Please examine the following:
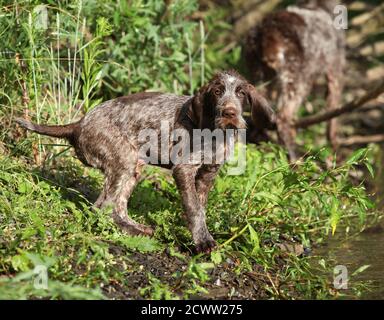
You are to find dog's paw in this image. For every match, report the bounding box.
[121,222,154,237]
[195,239,217,254]
[136,224,155,236]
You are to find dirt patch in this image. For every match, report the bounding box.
[102,248,271,300]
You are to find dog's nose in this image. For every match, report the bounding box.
[222,108,237,119]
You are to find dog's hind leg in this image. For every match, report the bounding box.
[97,160,153,236]
[94,177,109,209]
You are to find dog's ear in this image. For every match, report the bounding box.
[190,83,215,129]
[245,84,275,129]
[189,89,203,128]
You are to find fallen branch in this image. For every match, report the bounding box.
[294,80,384,129]
[339,134,384,147]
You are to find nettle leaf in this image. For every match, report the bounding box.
[0,172,12,183]
[11,254,30,272]
[253,191,280,205]
[210,250,222,265]
[18,181,32,194]
[248,224,260,253]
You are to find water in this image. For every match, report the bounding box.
[319,146,384,299]
[320,224,384,299]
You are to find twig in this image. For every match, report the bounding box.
[219,224,248,249]
[265,272,280,297]
[339,134,384,147]
[295,80,384,129]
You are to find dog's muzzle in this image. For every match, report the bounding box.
[217,105,246,129]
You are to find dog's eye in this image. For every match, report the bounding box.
[236,89,245,97]
[214,89,222,96]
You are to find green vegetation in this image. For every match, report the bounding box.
[0,144,379,299]
[0,0,383,299]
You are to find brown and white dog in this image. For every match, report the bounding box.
[16,70,273,253]
[243,0,345,161]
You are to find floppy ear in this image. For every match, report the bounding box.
[246,84,275,130]
[190,83,215,129]
[189,89,203,128]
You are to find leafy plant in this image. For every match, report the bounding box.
[80,17,112,112]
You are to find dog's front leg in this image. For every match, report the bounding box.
[173,164,216,253]
[195,164,221,208]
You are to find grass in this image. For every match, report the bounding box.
[0,141,380,300]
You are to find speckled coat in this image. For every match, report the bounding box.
[16,70,274,253]
[243,0,345,161]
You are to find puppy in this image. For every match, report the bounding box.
[16,70,273,253]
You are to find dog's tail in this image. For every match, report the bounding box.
[15,118,78,139]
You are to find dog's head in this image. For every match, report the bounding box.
[189,70,274,131]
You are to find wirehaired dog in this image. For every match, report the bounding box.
[16,70,273,253]
[243,0,345,161]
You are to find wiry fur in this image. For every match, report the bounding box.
[16,70,273,253]
[243,0,345,161]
